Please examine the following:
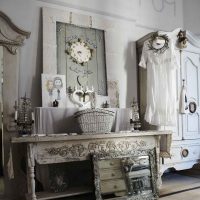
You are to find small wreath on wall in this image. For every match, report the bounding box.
[66,38,93,66]
[148,32,169,54]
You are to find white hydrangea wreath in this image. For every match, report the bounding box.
[66,38,93,65]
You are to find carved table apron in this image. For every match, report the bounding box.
[11,131,172,200]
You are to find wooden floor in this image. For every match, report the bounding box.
[160,169,200,200]
[1,169,200,200]
[161,189,200,200]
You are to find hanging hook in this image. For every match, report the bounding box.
[182,79,185,86]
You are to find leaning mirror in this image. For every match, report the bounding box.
[0,11,30,198]
[92,148,158,200]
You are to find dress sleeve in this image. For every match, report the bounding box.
[139,42,148,69]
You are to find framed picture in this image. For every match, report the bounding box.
[41,74,66,107]
[57,22,107,96]
[43,7,112,97]
[107,80,120,108]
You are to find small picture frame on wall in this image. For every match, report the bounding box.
[107,80,120,108]
[41,74,67,107]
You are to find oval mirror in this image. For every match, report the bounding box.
[189,101,197,113]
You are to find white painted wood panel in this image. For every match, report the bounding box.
[182,52,200,139]
[163,145,200,164]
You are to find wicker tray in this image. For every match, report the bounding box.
[74,109,115,134]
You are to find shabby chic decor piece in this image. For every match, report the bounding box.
[0,11,30,55]
[179,79,188,114]
[43,7,119,109]
[41,74,66,107]
[92,148,158,200]
[139,31,178,126]
[68,85,95,108]
[57,22,107,96]
[14,95,34,135]
[107,80,120,108]
[74,109,115,133]
[0,10,30,199]
[137,28,200,174]
[189,101,197,114]
[177,30,188,49]
[130,99,141,131]
[147,32,169,54]
[66,38,93,65]
[11,131,171,200]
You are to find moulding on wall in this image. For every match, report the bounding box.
[187,31,200,49]
[38,0,180,33]
[38,0,137,23]
[38,0,177,20]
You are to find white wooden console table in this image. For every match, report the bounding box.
[11,131,172,200]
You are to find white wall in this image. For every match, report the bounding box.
[0,0,184,109]
[183,0,200,35]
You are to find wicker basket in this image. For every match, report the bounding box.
[74,109,115,134]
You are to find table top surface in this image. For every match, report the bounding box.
[11,130,172,143]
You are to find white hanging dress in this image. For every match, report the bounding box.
[139,37,179,126]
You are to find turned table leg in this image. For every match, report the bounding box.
[27,143,37,200]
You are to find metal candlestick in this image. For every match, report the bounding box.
[14,94,34,135]
[130,98,141,131]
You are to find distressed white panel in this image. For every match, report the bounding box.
[187,114,199,132]
[186,59,198,100]
[182,52,200,139]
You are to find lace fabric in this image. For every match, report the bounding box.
[139,38,179,126]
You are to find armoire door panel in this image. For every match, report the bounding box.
[182,52,200,139]
[185,57,198,100]
[169,114,182,141]
[187,114,199,131]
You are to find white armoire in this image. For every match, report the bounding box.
[137,29,200,174]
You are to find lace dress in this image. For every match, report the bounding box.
[139,38,179,126]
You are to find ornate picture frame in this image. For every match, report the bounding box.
[92,148,159,200]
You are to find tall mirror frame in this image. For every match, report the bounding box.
[0,10,30,198]
[92,148,159,200]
